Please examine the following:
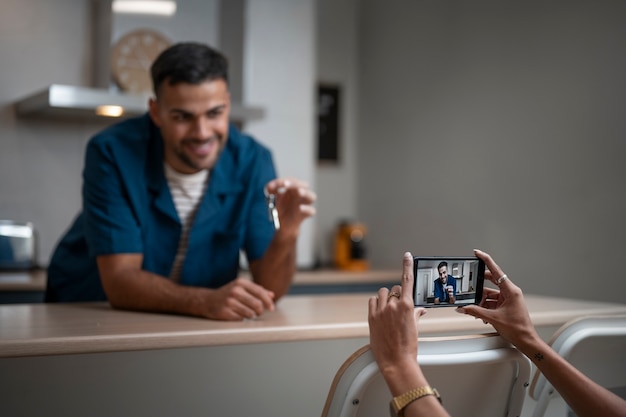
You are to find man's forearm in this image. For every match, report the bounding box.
[249,231,298,299]
[98,256,212,317]
[116,271,210,315]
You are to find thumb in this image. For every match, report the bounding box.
[456,304,492,322]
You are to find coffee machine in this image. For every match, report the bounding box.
[333,221,369,271]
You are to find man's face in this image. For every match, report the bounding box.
[149,79,230,174]
[438,266,448,283]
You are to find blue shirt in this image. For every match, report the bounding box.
[46,114,277,302]
[433,275,457,303]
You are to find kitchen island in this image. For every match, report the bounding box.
[2,293,626,417]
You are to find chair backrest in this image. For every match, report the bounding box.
[528,314,626,417]
[321,332,531,417]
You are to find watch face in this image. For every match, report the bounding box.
[110,28,171,93]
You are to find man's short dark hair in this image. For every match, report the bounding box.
[437,261,448,270]
[150,42,229,96]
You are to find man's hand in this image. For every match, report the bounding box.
[447,286,456,304]
[265,178,316,238]
[200,278,276,321]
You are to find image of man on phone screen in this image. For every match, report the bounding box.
[433,261,457,304]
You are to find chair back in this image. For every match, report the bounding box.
[529,314,626,417]
[321,332,531,417]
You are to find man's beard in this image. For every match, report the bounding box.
[175,136,223,171]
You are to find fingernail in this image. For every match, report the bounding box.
[404,252,412,258]
[455,307,464,314]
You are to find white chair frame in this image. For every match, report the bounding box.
[322,332,531,417]
[529,314,626,417]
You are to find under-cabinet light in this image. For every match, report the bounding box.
[112,1,177,16]
[96,105,124,117]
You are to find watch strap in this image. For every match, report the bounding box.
[390,386,441,416]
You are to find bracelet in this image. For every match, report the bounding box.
[389,386,441,417]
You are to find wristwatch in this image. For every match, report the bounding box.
[389,386,441,417]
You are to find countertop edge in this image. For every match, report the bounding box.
[0,322,371,358]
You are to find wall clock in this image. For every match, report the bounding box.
[110,28,172,94]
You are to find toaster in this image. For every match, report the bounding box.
[0,220,37,270]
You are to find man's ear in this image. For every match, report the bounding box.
[148,98,161,127]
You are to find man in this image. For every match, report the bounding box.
[433,261,456,304]
[45,42,316,321]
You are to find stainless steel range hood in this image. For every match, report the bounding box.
[15,2,261,123]
[15,84,265,122]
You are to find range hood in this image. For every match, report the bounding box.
[15,84,265,122]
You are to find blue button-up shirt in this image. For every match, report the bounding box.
[46,114,276,302]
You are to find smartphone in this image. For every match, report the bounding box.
[413,256,485,307]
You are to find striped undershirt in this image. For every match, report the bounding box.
[164,163,209,281]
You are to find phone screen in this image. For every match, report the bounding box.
[413,257,485,307]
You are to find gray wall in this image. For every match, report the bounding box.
[0,0,101,265]
[357,0,626,303]
[315,0,360,265]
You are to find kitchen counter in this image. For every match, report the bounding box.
[2,293,626,358]
[1,294,625,417]
[0,268,46,291]
[0,269,46,303]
